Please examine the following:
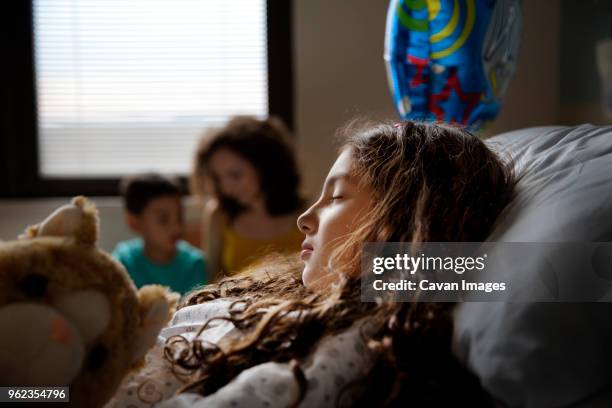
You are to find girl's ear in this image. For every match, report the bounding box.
[20,196,99,246]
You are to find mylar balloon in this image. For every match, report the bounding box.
[384,0,522,130]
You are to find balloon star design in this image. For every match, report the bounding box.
[429,68,481,124]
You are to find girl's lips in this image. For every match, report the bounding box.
[300,249,313,260]
[301,241,313,260]
[301,241,313,250]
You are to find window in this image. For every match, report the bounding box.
[0,0,292,197]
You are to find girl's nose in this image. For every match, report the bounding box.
[297,206,317,234]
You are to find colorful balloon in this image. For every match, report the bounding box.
[384,0,522,130]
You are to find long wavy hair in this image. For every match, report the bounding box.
[167,120,516,406]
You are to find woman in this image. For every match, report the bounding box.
[112,120,515,407]
[191,116,305,281]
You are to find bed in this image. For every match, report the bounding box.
[454,124,612,407]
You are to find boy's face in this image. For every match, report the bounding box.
[128,195,184,253]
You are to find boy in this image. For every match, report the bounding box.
[112,173,207,295]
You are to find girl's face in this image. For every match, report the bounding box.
[297,148,373,288]
[208,148,262,207]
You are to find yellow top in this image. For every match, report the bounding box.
[221,224,304,275]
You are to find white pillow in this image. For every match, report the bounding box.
[454,125,612,407]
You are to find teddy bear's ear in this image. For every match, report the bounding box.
[131,285,179,365]
[20,196,99,246]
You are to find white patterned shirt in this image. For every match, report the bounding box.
[107,299,374,408]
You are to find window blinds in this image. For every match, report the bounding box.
[33,0,268,177]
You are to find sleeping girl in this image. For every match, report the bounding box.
[108,120,516,407]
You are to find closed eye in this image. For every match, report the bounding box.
[330,195,343,202]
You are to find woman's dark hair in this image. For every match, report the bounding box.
[191,116,303,219]
[170,120,517,406]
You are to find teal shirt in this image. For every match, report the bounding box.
[112,239,207,295]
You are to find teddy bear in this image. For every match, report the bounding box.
[0,196,179,407]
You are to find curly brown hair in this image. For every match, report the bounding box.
[167,120,516,406]
[191,116,304,219]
